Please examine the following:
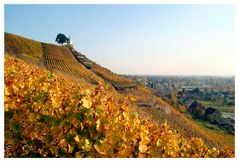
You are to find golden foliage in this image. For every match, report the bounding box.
[4,55,234,158]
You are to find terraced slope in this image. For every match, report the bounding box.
[4,32,43,66]
[42,43,105,85]
[4,32,135,90]
[71,49,137,90]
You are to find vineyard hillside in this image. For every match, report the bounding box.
[4,55,233,157]
[4,32,234,157]
[5,32,136,89]
[4,32,43,65]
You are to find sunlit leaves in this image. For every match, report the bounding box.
[81,97,92,108]
[96,119,101,132]
[82,139,92,151]
[139,144,148,153]
[29,113,38,122]
[4,55,234,158]
[94,144,106,155]
[74,135,80,143]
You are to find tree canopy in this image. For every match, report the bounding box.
[55,33,69,45]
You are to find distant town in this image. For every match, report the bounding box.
[126,75,235,134]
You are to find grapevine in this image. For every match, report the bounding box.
[4,55,234,157]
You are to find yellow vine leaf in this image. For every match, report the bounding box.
[122,112,129,120]
[139,144,148,153]
[82,139,92,151]
[29,113,37,122]
[81,97,91,108]
[4,86,11,96]
[156,139,162,147]
[94,144,106,155]
[74,135,80,143]
[140,136,150,145]
[12,84,19,93]
[75,151,82,158]
[96,119,101,132]
[59,139,67,148]
[68,144,74,153]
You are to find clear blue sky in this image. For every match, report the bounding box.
[5,4,234,75]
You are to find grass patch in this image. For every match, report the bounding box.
[194,119,224,132]
[199,100,234,113]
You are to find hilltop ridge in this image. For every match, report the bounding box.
[5,32,136,90]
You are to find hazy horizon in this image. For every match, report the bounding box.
[122,74,235,77]
[4,4,235,75]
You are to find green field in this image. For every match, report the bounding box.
[199,100,234,113]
